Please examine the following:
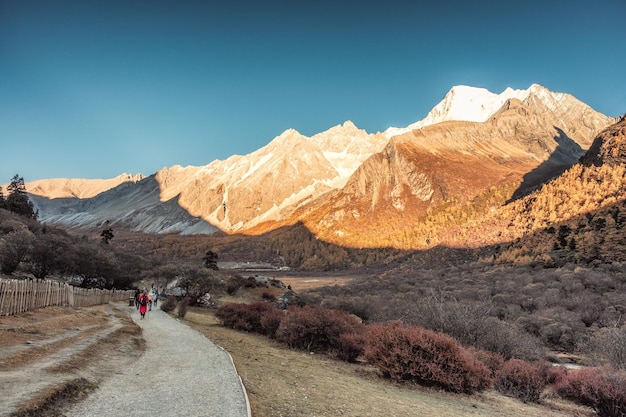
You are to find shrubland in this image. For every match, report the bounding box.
[212,298,626,415]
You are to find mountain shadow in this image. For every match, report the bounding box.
[508,127,584,202]
[29,175,219,234]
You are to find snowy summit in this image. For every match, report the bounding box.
[384,85,533,138]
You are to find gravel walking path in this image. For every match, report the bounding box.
[65,304,251,417]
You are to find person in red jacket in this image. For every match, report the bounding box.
[138,289,149,319]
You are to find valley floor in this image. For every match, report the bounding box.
[0,301,594,417]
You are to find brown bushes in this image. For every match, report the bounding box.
[494,359,549,403]
[178,296,190,318]
[216,302,366,360]
[215,304,494,393]
[364,322,491,394]
[555,366,626,417]
[159,296,177,313]
[212,301,626,415]
[215,301,280,335]
[306,263,626,357]
[275,306,365,354]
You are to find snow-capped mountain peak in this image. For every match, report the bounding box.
[384,85,532,137]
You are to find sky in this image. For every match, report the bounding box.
[1,0,625,182]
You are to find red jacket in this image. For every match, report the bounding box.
[138,294,149,314]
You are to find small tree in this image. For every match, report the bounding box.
[101,227,114,244]
[28,233,66,279]
[203,250,219,270]
[5,175,36,219]
[178,266,221,301]
[0,229,34,274]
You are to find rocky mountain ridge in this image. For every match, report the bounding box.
[24,84,617,247]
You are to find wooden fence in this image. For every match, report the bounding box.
[0,278,135,316]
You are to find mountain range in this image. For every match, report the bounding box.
[21,84,619,249]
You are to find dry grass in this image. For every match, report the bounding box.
[277,275,354,291]
[0,303,144,417]
[183,306,593,417]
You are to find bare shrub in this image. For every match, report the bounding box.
[261,291,276,301]
[585,327,626,370]
[259,307,284,338]
[468,348,505,378]
[225,275,247,295]
[0,229,34,274]
[477,317,544,360]
[275,306,365,354]
[159,296,177,313]
[494,359,549,403]
[555,366,626,417]
[364,322,491,394]
[215,301,279,334]
[178,297,190,318]
[177,267,223,302]
[322,296,373,322]
[402,296,543,360]
[335,332,367,363]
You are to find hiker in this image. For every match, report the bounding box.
[134,288,141,310]
[138,290,149,319]
[149,282,159,308]
[148,288,155,311]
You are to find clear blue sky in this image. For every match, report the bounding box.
[1,0,625,182]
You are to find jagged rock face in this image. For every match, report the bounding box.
[305,133,539,247]
[301,93,614,248]
[175,131,339,230]
[168,122,388,232]
[580,115,626,167]
[522,85,614,149]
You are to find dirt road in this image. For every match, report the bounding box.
[64,304,250,417]
[0,303,250,417]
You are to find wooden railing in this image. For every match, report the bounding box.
[0,278,134,316]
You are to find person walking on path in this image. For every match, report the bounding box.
[64,304,250,417]
[138,290,149,319]
[148,288,154,311]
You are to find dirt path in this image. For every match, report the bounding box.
[64,304,250,417]
[0,303,250,417]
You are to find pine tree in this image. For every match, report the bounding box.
[203,250,219,270]
[5,174,36,219]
